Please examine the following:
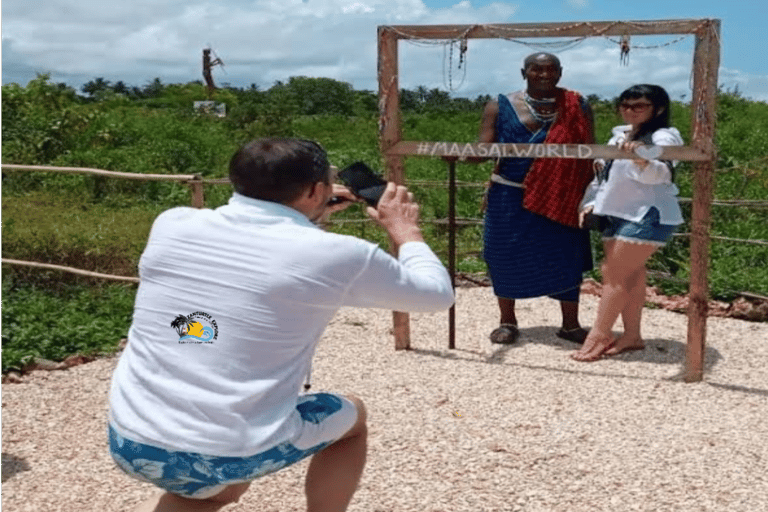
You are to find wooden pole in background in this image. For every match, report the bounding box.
[190,175,205,208]
[686,19,720,382]
[448,160,457,349]
[378,26,411,351]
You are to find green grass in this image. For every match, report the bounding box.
[2,190,164,277]
[1,275,136,373]
[2,80,767,372]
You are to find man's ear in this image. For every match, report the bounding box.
[286,181,324,217]
[306,181,324,200]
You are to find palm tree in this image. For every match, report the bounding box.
[171,315,189,336]
[81,77,111,98]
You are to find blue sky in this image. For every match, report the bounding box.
[3,0,766,101]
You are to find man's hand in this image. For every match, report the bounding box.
[324,184,359,212]
[366,182,424,248]
[317,184,360,224]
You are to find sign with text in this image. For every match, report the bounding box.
[386,141,710,161]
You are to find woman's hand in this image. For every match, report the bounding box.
[593,159,605,174]
[619,139,650,169]
[578,206,594,229]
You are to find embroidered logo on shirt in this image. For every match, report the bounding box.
[171,312,219,344]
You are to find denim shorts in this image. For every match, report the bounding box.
[601,207,678,247]
[109,393,357,499]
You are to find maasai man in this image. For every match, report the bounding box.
[477,52,595,345]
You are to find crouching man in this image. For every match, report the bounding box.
[108,138,454,512]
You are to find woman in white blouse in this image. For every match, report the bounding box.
[572,84,683,362]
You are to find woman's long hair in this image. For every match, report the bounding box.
[616,84,671,140]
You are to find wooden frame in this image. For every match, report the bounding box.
[377,19,721,382]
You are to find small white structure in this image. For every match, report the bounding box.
[193,101,227,117]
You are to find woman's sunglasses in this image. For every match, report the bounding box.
[619,102,654,112]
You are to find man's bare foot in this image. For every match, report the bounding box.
[570,333,614,362]
[603,335,644,356]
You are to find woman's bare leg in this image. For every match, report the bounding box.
[605,265,648,355]
[572,240,657,361]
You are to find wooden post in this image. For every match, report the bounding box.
[448,159,457,349]
[190,175,205,208]
[378,26,410,350]
[685,19,720,382]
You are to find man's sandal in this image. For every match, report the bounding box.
[555,327,589,345]
[489,323,520,345]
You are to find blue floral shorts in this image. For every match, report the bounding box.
[109,393,357,499]
[601,207,678,247]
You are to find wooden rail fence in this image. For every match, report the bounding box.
[4,163,765,285]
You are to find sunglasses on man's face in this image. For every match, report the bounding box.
[619,102,654,112]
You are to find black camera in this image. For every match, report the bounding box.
[330,162,388,207]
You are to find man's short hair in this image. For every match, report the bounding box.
[229,138,331,204]
[523,52,561,70]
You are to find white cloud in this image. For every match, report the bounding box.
[566,0,589,9]
[719,67,768,102]
[2,0,765,104]
[342,3,375,15]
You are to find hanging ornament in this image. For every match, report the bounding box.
[620,34,630,66]
[458,37,468,69]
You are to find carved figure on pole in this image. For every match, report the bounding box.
[203,48,224,100]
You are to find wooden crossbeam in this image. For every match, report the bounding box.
[387,142,711,161]
[383,19,711,39]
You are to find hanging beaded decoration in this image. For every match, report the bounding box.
[523,93,558,123]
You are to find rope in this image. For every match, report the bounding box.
[605,34,689,49]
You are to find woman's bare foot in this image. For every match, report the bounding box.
[603,335,645,356]
[570,333,614,362]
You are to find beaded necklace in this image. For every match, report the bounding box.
[523,92,558,123]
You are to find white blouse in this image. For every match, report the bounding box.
[581,125,684,225]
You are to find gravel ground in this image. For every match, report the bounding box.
[3,287,768,512]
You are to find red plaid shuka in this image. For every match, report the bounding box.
[522,89,594,228]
